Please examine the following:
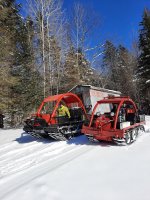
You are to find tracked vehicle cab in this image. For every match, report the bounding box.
[82,96,145,144]
[24,93,88,140]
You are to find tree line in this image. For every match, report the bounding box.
[0,0,150,126]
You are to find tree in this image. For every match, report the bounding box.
[69,2,101,82]
[12,17,43,122]
[138,8,150,108]
[63,47,89,90]
[116,45,137,99]
[0,0,43,126]
[102,41,138,99]
[102,41,118,90]
[26,0,66,97]
[0,0,21,124]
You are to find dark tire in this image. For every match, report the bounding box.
[140,125,145,132]
[131,128,138,141]
[66,133,73,140]
[60,127,73,140]
[125,131,131,145]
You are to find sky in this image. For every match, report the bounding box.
[17,0,150,50]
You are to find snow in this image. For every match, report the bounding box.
[0,117,150,200]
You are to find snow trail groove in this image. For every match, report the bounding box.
[0,137,90,178]
[0,134,93,200]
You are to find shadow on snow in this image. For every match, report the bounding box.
[14,132,55,144]
[15,132,126,147]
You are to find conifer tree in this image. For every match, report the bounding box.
[138,8,150,107]
[117,45,137,99]
[0,0,43,126]
[102,41,137,99]
[0,0,20,118]
[62,47,97,91]
[12,17,43,120]
[102,41,118,90]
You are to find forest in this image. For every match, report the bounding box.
[0,0,150,126]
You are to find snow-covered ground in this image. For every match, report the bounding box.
[0,116,150,200]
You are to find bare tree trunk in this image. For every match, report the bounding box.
[26,0,66,96]
[46,17,53,96]
[71,2,101,83]
[76,11,80,81]
[40,0,46,98]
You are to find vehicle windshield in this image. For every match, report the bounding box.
[40,101,56,114]
[95,103,119,115]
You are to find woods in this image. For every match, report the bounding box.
[0,0,150,126]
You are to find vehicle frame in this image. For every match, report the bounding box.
[24,92,88,140]
[82,96,145,144]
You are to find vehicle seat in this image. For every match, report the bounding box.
[69,107,83,121]
[126,108,135,124]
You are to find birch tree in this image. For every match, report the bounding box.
[70,2,102,82]
[26,0,66,97]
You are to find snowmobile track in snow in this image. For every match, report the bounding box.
[0,135,94,199]
[0,139,92,178]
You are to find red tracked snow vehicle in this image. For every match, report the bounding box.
[23,93,88,140]
[82,96,145,144]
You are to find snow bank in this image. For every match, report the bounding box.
[145,115,150,132]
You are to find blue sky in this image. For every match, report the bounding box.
[18,0,150,50]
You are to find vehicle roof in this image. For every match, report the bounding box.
[97,96,132,103]
[44,94,63,102]
[43,93,82,104]
[69,84,121,95]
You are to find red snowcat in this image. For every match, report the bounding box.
[82,96,145,144]
[24,93,88,140]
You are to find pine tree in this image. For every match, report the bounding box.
[102,41,118,90]
[62,47,80,91]
[117,45,137,99]
[0,1,43,126]
[11,16,43,123]
[62,47,97,91]
[102,41,137,99]
[138,8,150,107]
[0,0,20,116]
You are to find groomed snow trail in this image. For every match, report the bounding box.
[0,130,93,200]
[0,116,150,200]
[0,136,89,178]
